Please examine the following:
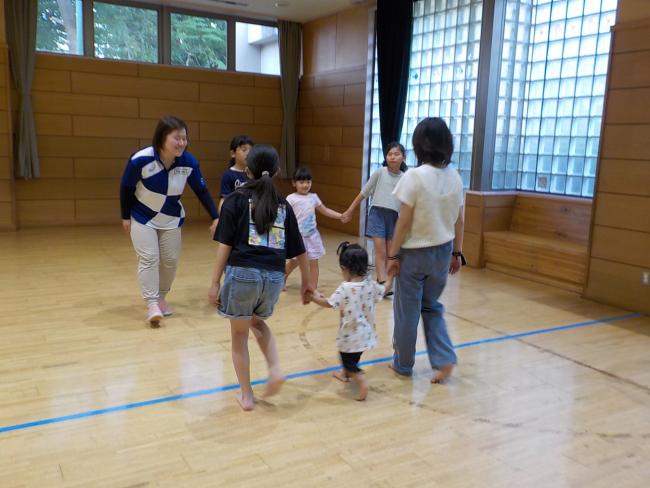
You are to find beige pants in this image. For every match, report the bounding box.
[130,220,182,305]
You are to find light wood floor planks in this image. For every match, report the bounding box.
[0,223,648,487]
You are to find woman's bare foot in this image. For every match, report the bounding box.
[332,370,350,383]
[431,364,454,384]
[351,373,368,401]
[388,363,410,377]
[236,391,255,411]
[262,374,286,398]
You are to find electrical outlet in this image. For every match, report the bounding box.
[642,271,650,286]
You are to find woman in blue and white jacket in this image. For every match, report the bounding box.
[120,115,219,327]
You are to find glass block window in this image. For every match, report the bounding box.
[496,0,617,197]
[171,13,227,70]
[369,0,483,188]
[36,0,84,55]
[94,2,158,63]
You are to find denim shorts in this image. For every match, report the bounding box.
[366,206,399,239]
[218,266,285,320]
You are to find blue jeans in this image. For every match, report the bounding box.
[392,242,457,375]
[218,266,285,320]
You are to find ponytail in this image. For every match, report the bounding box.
[241,145,282,235]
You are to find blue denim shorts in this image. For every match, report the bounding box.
[218,266,285,320]
[366,206,399,239]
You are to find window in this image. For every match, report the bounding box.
[235,22,280,75]
[171,13,227,69]
[36,0,84,55]
[369,0,483,188]
[495,0,617,197]
[35,2,280,76]
[93,2,159,63]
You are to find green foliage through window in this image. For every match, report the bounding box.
[37,0,83,54]
[171,13,227,70]
[93,2,158,63]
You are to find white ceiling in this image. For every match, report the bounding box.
[136,0,371,23]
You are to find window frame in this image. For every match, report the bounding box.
[90,0,163,63]
[36,0,280,75]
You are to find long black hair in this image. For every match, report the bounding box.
[382,141,408,172]
[228,135,255,167]
[336,241,368,277]
[412,117,454,168]
[242,145,282,235]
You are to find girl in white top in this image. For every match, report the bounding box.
[310,242,385,401]
[342,143,407,292]
[387,118,465,384]
[285,166,343,290]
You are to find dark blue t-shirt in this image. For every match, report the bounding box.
[220,168,248,197]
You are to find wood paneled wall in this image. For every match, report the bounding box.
[298,5,371,235]
[11,54,282,226]
[585,10,650,313]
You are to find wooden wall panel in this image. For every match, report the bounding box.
[0,0,5,44]
[335,6,370,70]
[591,225,650,269]
[11,53,282,227]
[303,16,337,74]
[0,43,14,230]
[587,258,650,313]
[299,5,371,235]
[585,16,650,315]
[597,159,650,196]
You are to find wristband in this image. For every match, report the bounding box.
[452,251,467,266]
[387,254,401,261]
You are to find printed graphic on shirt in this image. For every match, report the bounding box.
[287,193,320,237]
[234,179,246,189]
[248,200,286,250]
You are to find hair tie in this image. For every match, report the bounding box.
[262,171,269,176]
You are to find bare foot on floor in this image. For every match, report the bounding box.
[431,364,454,384]
[352,374,368,401]
[332,370,350,383]
[388,363,410,377]
[236,391,255,411]
[262,374,286,398]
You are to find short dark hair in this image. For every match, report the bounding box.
[383,141,408,172]
[229,135,255,166]
[292,166,312,181]
[337,241,368,277]
[412,117,454,168]
[152,116,188,152]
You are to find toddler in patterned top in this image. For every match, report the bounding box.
[309,242,385,401]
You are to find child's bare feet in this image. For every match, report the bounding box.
[236,391,255,411]
[351,373,368,401]
[431,364,454,384]
[262,374,286,398]
[332,370,351,383]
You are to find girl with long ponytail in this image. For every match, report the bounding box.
[208,145,312,411]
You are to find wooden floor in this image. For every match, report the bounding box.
[0,223,648,487]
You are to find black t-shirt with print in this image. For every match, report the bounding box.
[214,189,306,272]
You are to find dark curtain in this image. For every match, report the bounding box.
[376,0,414,154]
[278,20,302,178]
[5,0,40,178]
